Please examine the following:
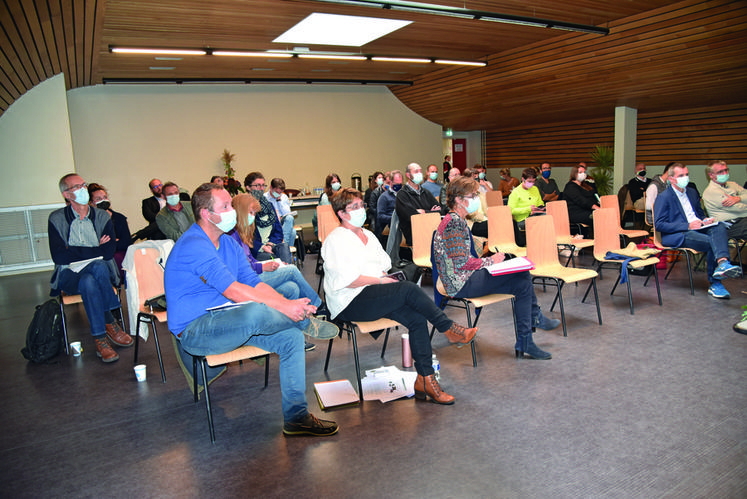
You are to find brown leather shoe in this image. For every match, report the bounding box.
[414,374,455,405]
[94,337,119,363]
[443,322,477,345]
[106,322,133,347]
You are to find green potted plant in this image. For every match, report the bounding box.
[221,149,244,196]
[589,145,614,196]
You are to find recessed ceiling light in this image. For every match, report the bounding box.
[273,13,411,47]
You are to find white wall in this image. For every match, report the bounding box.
[0,74,75,207]
[66,84,443,227]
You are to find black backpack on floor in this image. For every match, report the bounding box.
[21,299,65,363]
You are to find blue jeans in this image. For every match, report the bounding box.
[260,265,321,307]
[57,259,120,337]
[679,224,730,283]
[281,215,297,247]
[257,242,293,265]
[455,269,536,348]
[178,302,309,423]
[336,281,453,376]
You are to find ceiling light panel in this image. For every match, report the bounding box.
[273,13,411,47]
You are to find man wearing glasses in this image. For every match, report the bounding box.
[135,178,167,240]
[703,160,747,240]
[48,174,133,362]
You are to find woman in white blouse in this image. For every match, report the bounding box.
[321,188,476,404]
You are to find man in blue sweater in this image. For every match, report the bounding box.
[48,174,133,362]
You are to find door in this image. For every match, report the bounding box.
[452,139,467,173]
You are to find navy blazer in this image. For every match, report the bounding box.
[653,185,704,248]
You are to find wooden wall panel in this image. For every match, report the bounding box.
[484,103,747,171]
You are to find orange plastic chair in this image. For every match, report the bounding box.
[485,190,503,207]
[586,208,662,315]
[526,215,601,337]
[545,200,594,267]
[411,212,442,269]
[487,205,526,257]
[600,194,649,241]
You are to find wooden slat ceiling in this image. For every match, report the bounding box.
[1,0,744,131]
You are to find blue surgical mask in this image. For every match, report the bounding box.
[166,194,180,206]
[271,190,281,198]
[347,208,366,227]
[210,208,237,233]
[331,182,341,191]
[466,196,481,214]
[73,188,89,205]
[542,170,551,179]
[716,173,729,184]
[246,214,255,226]
[412,172,423,185]
[429,172,438,181]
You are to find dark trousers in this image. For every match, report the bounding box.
[455,269,537,344]
[337,281,453,376]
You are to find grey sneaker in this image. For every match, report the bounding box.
[283,413,338,437]
[304,341,316,352]
[302,316,339,340]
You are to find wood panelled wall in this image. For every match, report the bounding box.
[484,103,747,170]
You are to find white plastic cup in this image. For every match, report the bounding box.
[70,341,82,357]
[401,334,413,368]
[134,364,147,382]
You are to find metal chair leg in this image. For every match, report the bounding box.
[199,358,216,443]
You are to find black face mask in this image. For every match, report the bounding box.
[392,184,402,192]
[638,170,647,178]
[96,200,111,211]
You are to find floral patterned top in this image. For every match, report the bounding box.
[432,212,492,297]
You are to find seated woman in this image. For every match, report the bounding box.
[88,183,132,280]
[364,171,384,231]
[322,187,477,405]
[244,172,292,264]
[433,176,559,360]
[229,193,327,350]
[563,164,600,232]
[497,168,520,198]
[312,173,342,237]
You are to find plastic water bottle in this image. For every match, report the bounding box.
[431,354,440,381]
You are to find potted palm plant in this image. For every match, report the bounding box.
[589,145,614,196]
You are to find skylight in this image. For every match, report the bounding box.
[273,13,411,47]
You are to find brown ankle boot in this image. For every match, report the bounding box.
[94,337,119,363]
[105,323,133,347]
[414,374,455,405]
[443,322,477,345]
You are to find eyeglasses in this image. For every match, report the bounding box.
[150,183,162,189]
[462,193,479,200]
[251,183,266,189]
[346,203,366,211]
[713,167,729,175]
[67,182,87,192]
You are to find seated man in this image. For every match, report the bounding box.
[375,170,402,242]
[244,172,292,264]
[135,178,166,240]
[156,182,195,241]
[473,164,494,193]
[395,162,441,247]
[421,164,443,198]
[165,183,338,437]
[508,168,545,246]
[702,159,747,240]
[627,162,651,211]
[48,173,133,363]
[654,163,741,299]
[535,162,560,203]
[265,177,297,247]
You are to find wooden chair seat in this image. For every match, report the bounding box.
[487,205,527,257]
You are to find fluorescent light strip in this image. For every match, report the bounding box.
[372,56,431,64]
[434,59,486,67]
[112,47,206,56]
[298,54,367,61]
[213,51,293,58]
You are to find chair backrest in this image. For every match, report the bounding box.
[316,204,339,243]
[592,208,621,258]
[133,247,166,308]
[411,212,441,266]
[487,205,518,248]
[485,190,503,207]
[600,194,623,228]
[526,215,561,267]
[545,200,572,239]
[650,205,667,249]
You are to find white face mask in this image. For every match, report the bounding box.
[271,190,281,198]
[577,172,587,182]
[331,182,341,191]
[210,208,237,233]
[465,196,481,214]
[411,172,423,185]
[347,207,366,227]
[166,194,180,206]
[246,213,255,226]
[674,176,690,189]
[376,177,384,186]
[429,172,438,181]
